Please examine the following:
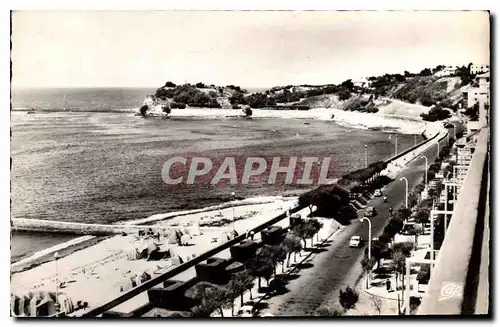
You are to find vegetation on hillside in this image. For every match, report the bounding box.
[149,62,480,120]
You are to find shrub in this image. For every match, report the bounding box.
[139,104,149,116]
[339,286,359,310]
[315,305,344,316]
[337,89,351,101]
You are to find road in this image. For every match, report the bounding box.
[266,123,463,316]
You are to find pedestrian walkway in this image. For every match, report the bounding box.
[212,215,343,317]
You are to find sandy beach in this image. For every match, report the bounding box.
[11,197,298,312]
[141,106,433,135]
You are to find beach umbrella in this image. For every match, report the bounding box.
[11,294,20,316]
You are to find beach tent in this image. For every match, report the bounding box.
[18,294,31,317]
[191,222,201,236]
[29,292,41,317]
[147,243,170,261]
[171,253,184,266]
[36,293,57,317]
[167,231,178,244]
[11,295,20,316]
[180,234,192,246]
[57,293,74,314]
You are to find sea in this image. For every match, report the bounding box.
[10,87,421,263]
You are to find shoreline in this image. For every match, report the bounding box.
[11,195,301,273]
[11,108,437,271]
[10,107,447,311]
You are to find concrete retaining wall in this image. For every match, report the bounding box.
[418,128,489,315]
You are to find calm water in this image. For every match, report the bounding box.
[10,88,421,262]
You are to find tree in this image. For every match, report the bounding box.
[367,239,387,269]
[392,242,414,257]
[245,107,253,117]
[140,104,149,116]
[228,271,255,313]
[427,188,438,199]
[162,105,171,115]
[187,282,230,317]
[282,233,303,266]
[415,183,425,194]
[292,221,317,248]
[246,252,274,289]
[383,218,404,239]
[309,218,324,242]
[298,184,350,218]
[414,209,430,229]
[395,208,412,222]
[164,81,176,87]
[391,250,408,288]
[419,68,432,76]
[371,295,383,315]
[340,79,354,92]
[339,286,359,310]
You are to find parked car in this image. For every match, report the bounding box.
[237,305,254,317]
[374,189,383,197]
[365,207,376,217]
[269,277,287,295]
[349,236,363,248]
[257,312,275,317]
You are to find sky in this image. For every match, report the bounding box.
[11,10,490,88]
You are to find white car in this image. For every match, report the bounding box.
[258,313,275,317]
[349,236,363,248]
[374,189,383,197]
[237,305,254,317]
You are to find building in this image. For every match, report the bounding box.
[465,71,490,126]
[434,66,456,77]
[470,64,489,74]
[353,77,372,88]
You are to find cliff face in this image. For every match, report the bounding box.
[143,73,468,119]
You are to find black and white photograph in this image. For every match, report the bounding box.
[8,9,491,318]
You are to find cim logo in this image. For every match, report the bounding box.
[439,282,463,301]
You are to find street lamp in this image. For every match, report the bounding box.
[54,252,60,315]
[231,192,236,232]
[364,144,368,168]
[400,177,408,208]
[359,217,372,289]
[420,155,428,185]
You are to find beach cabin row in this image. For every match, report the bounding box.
[102,225,288,317]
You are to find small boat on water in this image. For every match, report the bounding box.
[303,122,310,125]
[27,107,36,114]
